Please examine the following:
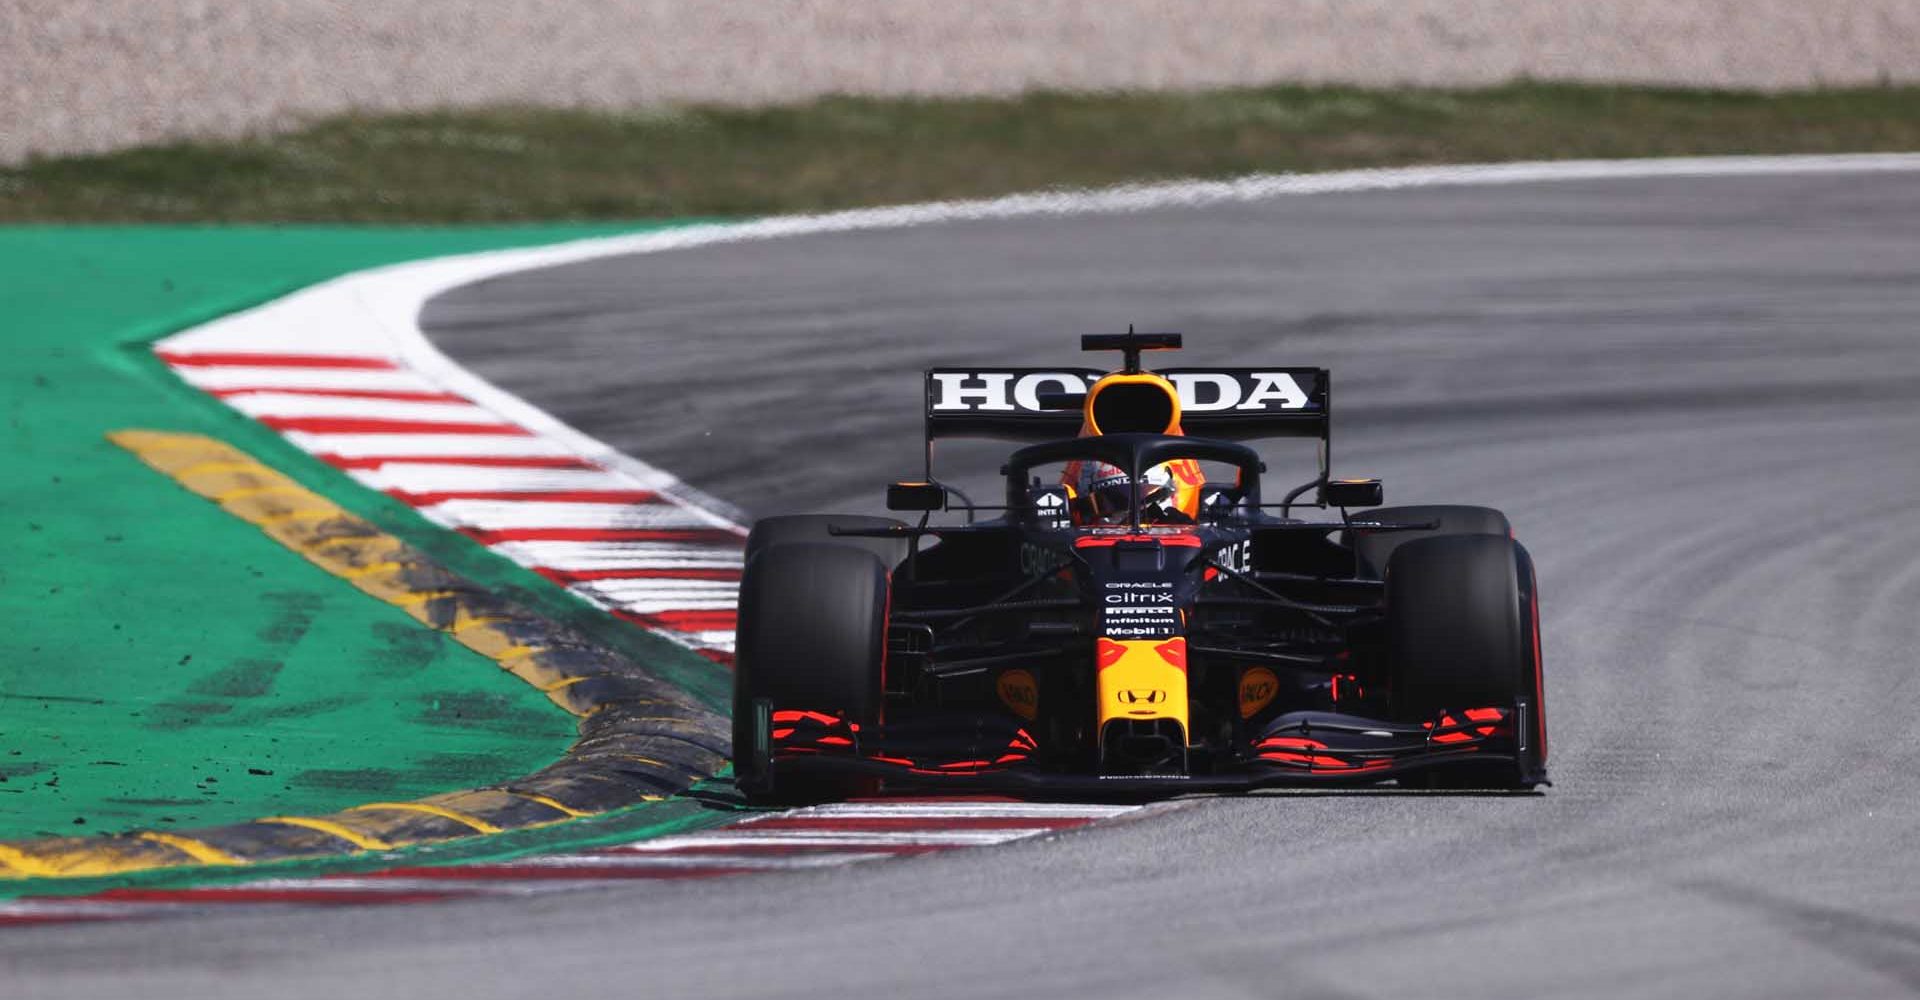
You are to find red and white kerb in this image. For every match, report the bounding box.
[154,341,746,666]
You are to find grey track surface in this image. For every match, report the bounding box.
[12,171,1920,997]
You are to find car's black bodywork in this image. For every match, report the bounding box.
[735,334,1547,800]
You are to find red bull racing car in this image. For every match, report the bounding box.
[734,332,1547,800]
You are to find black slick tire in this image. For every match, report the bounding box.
[745,514,910,572]
[733,542,890,804]
[1352,504,1511,579]
[1386,533,1539,790]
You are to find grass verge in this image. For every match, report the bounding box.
[6,83,1920,223]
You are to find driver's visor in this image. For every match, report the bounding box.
[1087,480,1171,524]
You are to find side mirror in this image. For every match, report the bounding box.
[1197,485,1242,516]
[887,481,948,512]
[1319,478,1383,508]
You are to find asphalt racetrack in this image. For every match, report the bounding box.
[12,169,1920,997]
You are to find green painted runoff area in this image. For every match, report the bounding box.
[0,224,729,851]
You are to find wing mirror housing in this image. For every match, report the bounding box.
[1319,478,1383,508]
[887,481,948,512]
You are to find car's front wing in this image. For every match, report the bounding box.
[744,702,1546,797]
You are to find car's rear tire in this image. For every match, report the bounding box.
[745,514,910,572]
[1352,504,1511,579]
[733,542,890,804]
[1386,533,1540,790]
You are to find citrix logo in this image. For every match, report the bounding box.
[1105,591,1175,606]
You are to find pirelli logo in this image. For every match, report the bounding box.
[927,369,1318,415]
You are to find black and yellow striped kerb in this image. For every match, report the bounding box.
[0,431,727,880]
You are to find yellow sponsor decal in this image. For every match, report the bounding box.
[996,668,1040,721]
[1238,666,1280,718]
[1096,637,1189,744]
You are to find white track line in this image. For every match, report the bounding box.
[784,802,1135,818]
[221,393,500,423]
[626,829,1067,850]
[178,367,442,392]
[488,852,898,870]
[283,432,578,459]
[572,579,739,600]
[492,540,745,570]
[345,465,643,494]
[419,500,719,531]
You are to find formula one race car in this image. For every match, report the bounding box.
[734,332,1547,801]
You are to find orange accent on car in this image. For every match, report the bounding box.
[1531,582,1548,764]
[1255,749,1392,770]
[1096,638,1190,750]
[1073,533,1203,548]
[1082,371,1183,436]
[1257,736,1328,750]
[995,669,1040,721]
[1238,667,1281,718]
[771,709,841,725]
[1153,637,1188,670]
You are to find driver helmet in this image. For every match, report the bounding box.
[1067,460,1188,525]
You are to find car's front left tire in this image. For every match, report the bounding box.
[1385,532,1544,790]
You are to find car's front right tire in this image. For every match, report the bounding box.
[733,542,890,804]
[744,513,909,570]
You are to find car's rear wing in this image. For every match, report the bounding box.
[923,367,1330,443]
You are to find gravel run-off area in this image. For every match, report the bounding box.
[7,0,1920,163]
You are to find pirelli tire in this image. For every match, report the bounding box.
[733,542,891,804]
[1385,533,1545,790]
[744,514,910,572]
[1352,504,1511,579]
